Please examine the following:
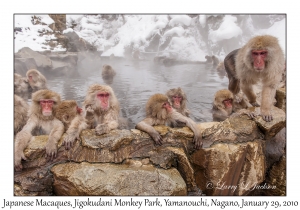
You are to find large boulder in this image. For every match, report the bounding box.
[51,160,187,196]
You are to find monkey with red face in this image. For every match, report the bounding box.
[14,89,64,171]
[212,89,234,122]
[136,93,202,149]
[83,84,120,135]
[224,35,285,122]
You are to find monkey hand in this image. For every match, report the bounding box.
[63,133,77,150]
[261,109,273,122]
[193,133,203,150]
[86,105,94,114]
[45,142,58,161]
[149,131,163,146]
[95,124,110,135]
[14,151,27,171]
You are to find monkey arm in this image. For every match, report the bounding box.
[240,81,258,106]
[95,110,119,135]
[171,112,203,149]
[64,115,88,150]
[136,118,163,145]
[260,85,277,122]
[45,119,64,160]
[212,107,230,122]
[14,117,37,170]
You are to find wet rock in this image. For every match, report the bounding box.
[14,114,285,196]
[14,167,53,196]
[191,140,266,196]
[263,155,286,196]
[275,88,286,112]
[51,160,187,196]
[253,106,286,140]
[202,114,262,147]
[265,128,286,169]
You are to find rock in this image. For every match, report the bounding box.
[51,161,187,196]
[202,114,263,148]
[263,155,286,196]
[253,106,286,140]
[15,47,52,70]
[191,140,266,196]
[63,31,96,52]
[14,58,38,75]
[275,88,286,112]
[265,127,286,169]
[14,113,286,196]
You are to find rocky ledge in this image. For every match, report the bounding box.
[14,106,286,196]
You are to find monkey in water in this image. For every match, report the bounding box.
[224,35,285,122]
[136,93,203,149]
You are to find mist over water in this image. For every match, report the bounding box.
[47,57,228,129]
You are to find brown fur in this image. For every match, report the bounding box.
[136,93,202,149]
[212,89,233,122]
[14,89,64,171]
[83,84,120,135]
[14,94,29,135]
[56,100,88,150]
[166,87,189,117]
[26,69,47,91]
[101,64,116,85]
[225,35,285,121]
[14,73,30,99]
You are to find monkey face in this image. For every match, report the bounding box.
[97,91,110,111]
[172,95,182,109]
[40,99,54,116]
[251,50,268,71]
[223,99,233,108]
[162,102,173,113]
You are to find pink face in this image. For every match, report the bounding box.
[172,95,182,109]
[97,92,110,110]
[40,99,54,116]
[76,106,82,114]
[223,99,232,108]
[28,74,33,82]
[162,101,173,113]
[252,50,268,71]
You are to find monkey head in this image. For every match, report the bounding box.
[166,87,187,109]
[55,100,82,129]
[214,89,233,109]
[31,89,61,120]
[146,93,173,120]
[245,35,280,72]
[84,84,119,113]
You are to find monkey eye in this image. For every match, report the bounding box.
[97,93,110,97]
[40,100,54,105]
[173,96,182,99]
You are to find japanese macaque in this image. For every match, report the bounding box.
[14,73,30,99]
[166,87,190,117]
[216,61,225,71]
[83,84,120,135]
[14,89,64,171]
[55,100,88,150]
[101,64,116,85]
[26,69,47,91]
[14,94,29,135]
[224,35,285,122]
[136,94,202,149]
[212,89,234,122]
[211,55,219,66]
